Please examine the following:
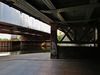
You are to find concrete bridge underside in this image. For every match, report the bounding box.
[1,0,100,59]
[0,21,50,40]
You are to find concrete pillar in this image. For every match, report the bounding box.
[96,26,100,58]
[51,23,58,59]
[97,27,100,47]
[94,28,98,47]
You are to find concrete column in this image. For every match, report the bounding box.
[94,28,98,47]
[96,26,100,58]
[51,23,58,59]
[97,27,100,47]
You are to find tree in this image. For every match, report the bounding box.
[57,33,62,41]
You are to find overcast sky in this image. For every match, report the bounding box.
[0,34,11,39]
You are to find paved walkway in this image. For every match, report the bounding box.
[0,53,100,75]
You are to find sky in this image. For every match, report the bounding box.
[0,33,11,39]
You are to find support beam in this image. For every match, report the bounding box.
[55,17,100,24]
[51,23,58,59]
[41,3,100,13]
[94,27,98,47]
[74,29,77,42]
[79,22,98,41]
[0,27,12,30]
[58,22,99,27]
[58,41,96,44]
[79,27,92,41]
[60,28,72,42]
[60,34,66,42]
[61,28,73,41]
[85,0,99,23]
[96,26,100,58]
[42,0,65,21]
[97,26,100,47]
[94,28,96,46]
[85,6,95,20]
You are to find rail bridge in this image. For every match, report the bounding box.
[0,0,100,59]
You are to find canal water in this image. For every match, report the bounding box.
[0,41,50,56]
[0,45,50,56]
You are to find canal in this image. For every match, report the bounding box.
[0,41,50,56]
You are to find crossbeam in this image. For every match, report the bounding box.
[41,3,100,13]
[55,18,100,24]
[58,41,96,44]
[85,0,99,23]
[61,28,73,41]
[79,27,92,41]
[42,0,65,21]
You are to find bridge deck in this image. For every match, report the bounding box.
[0,53,99,75]
[0,21,50,36]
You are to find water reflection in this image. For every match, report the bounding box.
[0,52,11,56]
[0,46,50,56]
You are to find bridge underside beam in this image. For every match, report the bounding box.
[0,21,50,39]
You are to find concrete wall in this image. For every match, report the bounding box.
[58,46,100,59]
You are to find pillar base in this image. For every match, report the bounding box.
[51,50,58,59]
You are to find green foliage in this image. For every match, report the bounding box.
[0,38,2,41]
[0,38,20,41]
[0,38,10,41]
[11,38,20,41]
[2,39,9,41]
[57,33,62,41]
